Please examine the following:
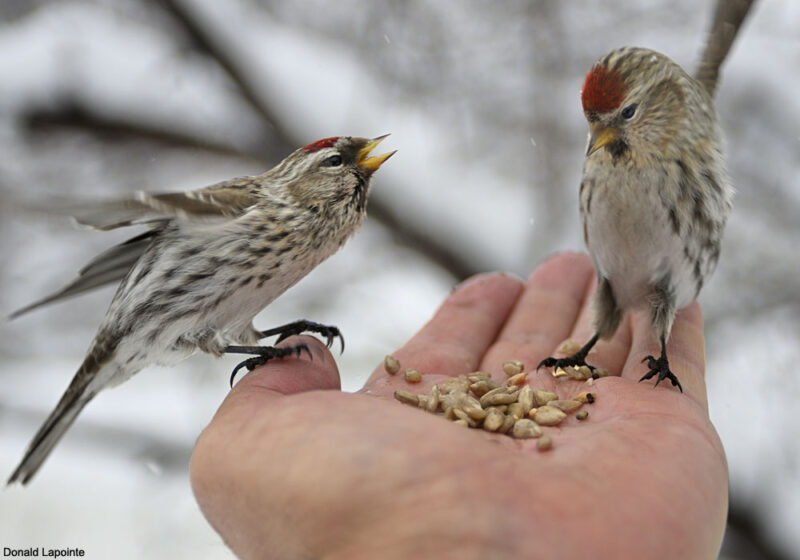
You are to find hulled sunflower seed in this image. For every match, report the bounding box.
[499,414,516,434]
[512,418,542,439]
[453,408,477,427]
[467,371,492,382]
[576,410,589,421]
[557,340,582,355]
[439,377,471,394]
[532,389,558,407]
[507,402,525,420]
[393,390,419,406]
[405,369,422,383]
[537,435,553,451]
[384,355,401,375]
[505,372,529,387]
[483,409,505,432]
[479,386,519,407]
[515,385,531,414]
[426,384,440,412]
[463,405,488,421]
[548,399,582,413]
[533,405,567,426]
[502,360,525,376]
[470,378,501,397]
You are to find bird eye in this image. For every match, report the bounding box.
[324,154,343,166]
[621,104,637,119]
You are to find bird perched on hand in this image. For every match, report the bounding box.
[8,135,395,484]
[537,45,737,391]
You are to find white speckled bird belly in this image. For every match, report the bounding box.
[581,163,698,312]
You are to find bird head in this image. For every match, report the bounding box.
[581,47,690,162]
[279,135,395,225]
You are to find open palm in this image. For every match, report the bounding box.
[191,253,728,560]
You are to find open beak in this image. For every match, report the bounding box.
[586,124,618,156]
[357,134,396,173]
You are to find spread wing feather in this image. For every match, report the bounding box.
[10,178,259,318]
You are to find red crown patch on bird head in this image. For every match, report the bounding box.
[303,137,340,152]
[581,65,626,114]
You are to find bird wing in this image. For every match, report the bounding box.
[10,179,260,318]
[72,179,259,231]
[9,230,157,319]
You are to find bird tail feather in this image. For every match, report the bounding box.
[7,366,98,486]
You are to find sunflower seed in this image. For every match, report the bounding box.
[426,384,440,412]
[384,355,401,375]
[453,408,477,427]
[518,385,534,415]
[467,371,492,382]
[557,340,582,355]
[470,379,499,397]
[548,399,582,413]
[533,405,567,426]
[532,389,558,407]
[502,360,525,376]
[576,410,589,421]
[512,419,542,439]
[483,409,505,432]
[479,386,519,407]
[499,414,516,434]
[507,402,525,420]
[463,405,488,421]
[537,435,553,451]
[439,377,471,394]
[505,372,529,387]
[393,390,419,406]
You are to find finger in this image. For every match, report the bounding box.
[623,302,707,407]
[235,335,341,397]
[484,252,594,374]
[365,272,524,387]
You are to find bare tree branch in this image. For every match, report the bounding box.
[695,0,757,97]
[151,0,478,280]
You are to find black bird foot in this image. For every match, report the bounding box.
[639,352,683,392]
[225,344,311,387]
[537,333,600,376]
[259,319,344,353]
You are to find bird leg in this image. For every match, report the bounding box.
[639,337,683,392]
[224,344,311,387]
[537,333,600,374]
[258,319,345,353]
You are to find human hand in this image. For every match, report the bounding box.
[190,252,728,560]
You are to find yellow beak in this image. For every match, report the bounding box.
[357,134,396,173]
[586,125,618,156]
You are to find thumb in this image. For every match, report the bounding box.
[233,334,342,395]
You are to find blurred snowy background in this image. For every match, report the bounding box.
[0,0,797,558]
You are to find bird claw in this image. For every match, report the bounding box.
[263,320,345,354]
[536,355,596,374]
[639,354,683,392]
[228,343,311,387]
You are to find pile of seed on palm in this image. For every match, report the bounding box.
[387,350,602,451]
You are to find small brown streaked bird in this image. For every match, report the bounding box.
[537,43,739,391]
[8,135,395,484]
